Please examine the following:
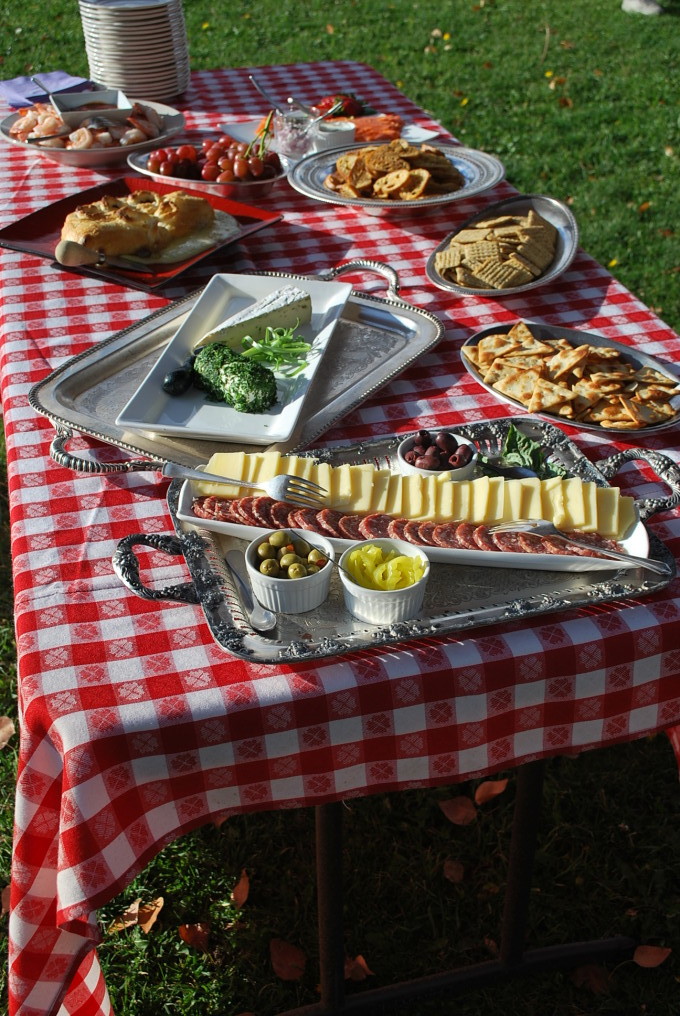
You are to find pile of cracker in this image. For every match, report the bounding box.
[463,321,680,429]
[323,139,465,201]
[435,208,557,290]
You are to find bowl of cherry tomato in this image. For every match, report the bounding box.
[127,131,287,198]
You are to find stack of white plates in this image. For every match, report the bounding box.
[79,0,190,102]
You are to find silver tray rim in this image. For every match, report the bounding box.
[110,417,678,665]
[28,263,446,466]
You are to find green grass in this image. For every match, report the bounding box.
[1,1,680,1013]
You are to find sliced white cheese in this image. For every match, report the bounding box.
[195,285,312,350]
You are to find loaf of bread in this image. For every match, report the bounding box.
[60,190,215,257]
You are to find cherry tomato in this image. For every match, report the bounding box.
[201,163,221,181]
[147,156,162,173]
[150,147,169,162]
[159,159,177,176]
[218,155,234,171]
[176,144,197,161]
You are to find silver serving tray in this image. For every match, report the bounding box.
[28,261,445,465]
[113,418,679,664]
[462,319,680,436]
[425,193,579,296]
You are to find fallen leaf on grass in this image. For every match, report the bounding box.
[572,964,611,995]
[107,899,141,934]
[443,858,465,884]
[107,897,163,934]
[1,885,10,916]
[438,796,477,825]
[0,716,15,749]
[474,779,508,805]
[138,897,163,933]
[231,869,250,908]
[344,954,374,981]
[270,938,306,981]
[179,922,211,952]
[634,944,671,968]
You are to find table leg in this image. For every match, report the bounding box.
[277,762,637,1015]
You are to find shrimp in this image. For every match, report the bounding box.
[119,127,148,146]
[131,101,163,132]
[32,115,65,138]
[92,131,115,148]
[66,127,95,150]
[10,103,60,141]
[126,114,160,140]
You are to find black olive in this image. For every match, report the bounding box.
[435,431,458,454]
[162,367,194,395]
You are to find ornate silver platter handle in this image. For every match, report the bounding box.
[596,447,680,522]
[112,533,200,603]
[314,258,400,300]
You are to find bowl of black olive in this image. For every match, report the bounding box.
[397,429,477,480]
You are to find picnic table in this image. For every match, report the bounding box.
[2,61,680,1016]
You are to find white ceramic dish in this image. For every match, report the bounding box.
[177,480,648,573]
[288,142,505,211]
[245,529,335,613]
[0,98,184,167]
[50,88,132,126]
[115,273,353,445]
[425,193,579,297]
[338,538,430,623]
[397,432,477,480]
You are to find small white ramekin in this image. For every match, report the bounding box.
[245,530,335,614]
[338,538,430,624]
[397,432,477,481]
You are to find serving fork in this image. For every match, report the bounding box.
[487,519,671,576]
[160,461,327,508]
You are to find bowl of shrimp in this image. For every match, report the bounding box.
[0,97,185,168]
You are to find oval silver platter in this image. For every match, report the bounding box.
[288,142,505,211]
[462,319,680,436]
[425,193,579,296]
[138,416,677,664]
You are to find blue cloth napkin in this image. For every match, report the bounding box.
[0,71,91,108]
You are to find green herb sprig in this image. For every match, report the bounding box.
[240,323,312,377]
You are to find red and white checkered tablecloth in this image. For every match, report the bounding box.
[3,62,680,1016]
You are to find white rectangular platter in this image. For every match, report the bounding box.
[116,273,352,444]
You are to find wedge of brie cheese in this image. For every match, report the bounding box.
[195,285,312,350]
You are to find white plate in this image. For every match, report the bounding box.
[115,274,353,444]
[426,193,579,296]
[288,142,505,211]
[175,479,648,573]
[0,98,184,168]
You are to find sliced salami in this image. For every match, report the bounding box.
[316,509,346,538]
[232,496,261,526]
[490,530,525,553]
[251,496,277,528]
[337,514,364,540]
[402,520,429,545]
[518,532,548,554]
[288,507,322,531]
[472,525,497,552]
[270,500,296,529]
[431,523,465,549]
[417,521,438,546]
[455,522,479,550]
[387,517,409,541]
[193,495,240,523]
[358,513,393,539]
[540,535,574,556]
